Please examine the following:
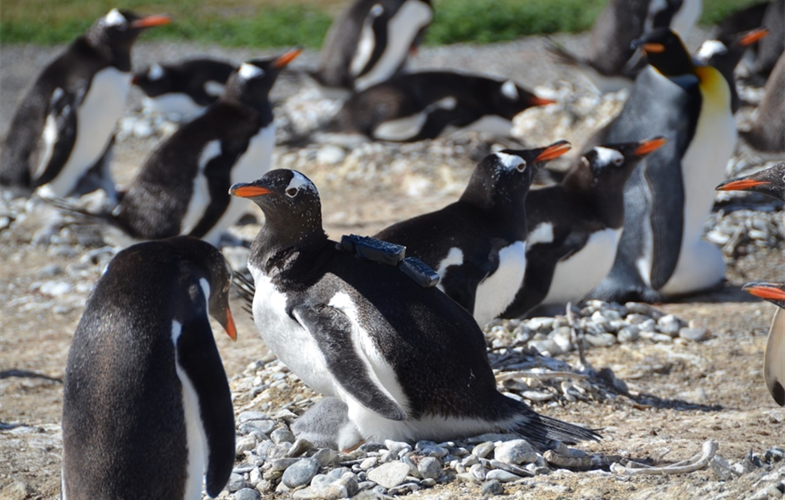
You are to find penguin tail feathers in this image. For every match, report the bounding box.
[544,38,584,68]
[232,272,256,317]
[506,401,601,447]
[39,195,113,226]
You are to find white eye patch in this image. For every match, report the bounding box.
[501,80,519,100]
[696,40,727,61]
[286,171,315,194]
[104,9,127,27]
[238,63,264,80]
[594,147,624,166]
[494,152,524,170]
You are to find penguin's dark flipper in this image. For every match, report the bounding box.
[176,313,236,497]
[32,89,78,188]
[294,304,407,421]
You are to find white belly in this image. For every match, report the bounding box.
[181,140,221,236]
[474,241,527,326]
[542,228,622,305]
[42,67,130,197]
[142,94,206,121]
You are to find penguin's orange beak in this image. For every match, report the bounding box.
[535,141,571,162]
[641,43,666,54]
[715,178,768,191]
[229,185,271,197]
[743,283,785,301]
[634,137,667,156]
[131,14,171,29]
[740,28,769,47]
[274,47,303,69]
[224,307,237,341]
[529,96,557,106]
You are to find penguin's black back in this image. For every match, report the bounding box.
[135,59,236,105]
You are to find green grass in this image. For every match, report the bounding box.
[0,0,764,47]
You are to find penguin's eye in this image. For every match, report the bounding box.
[613,157,623,166]
[286,188,298,197]
[515,160,527,172]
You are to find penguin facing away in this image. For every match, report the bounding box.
[133,58,237,120]
[0,9,170,199]
[374,141,572,326]
[61,236,237,499]
[742,282,785,406]
[328,71,556,142]
[309,0,433,97]
[716,162,785,200]
[587,28,736,303]
[230,169,599,447]
[502,137,667,319]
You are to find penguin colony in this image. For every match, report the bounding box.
[1,0,783,497]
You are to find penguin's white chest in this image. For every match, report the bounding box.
[474,241,527,326]
[142,94,206,121]
[42,67,131,196]
[542,227,622,305]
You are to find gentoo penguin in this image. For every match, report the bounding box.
[0,9,170,198]
[309,0,433,97]
[373,141,571,325]
[326,72,556,142]
[547,0,702,92]
[739,52,785,153]
[230,169,599,447]
[501,137,666,319]
[54,49,301,247]
[133,58,237,119]
[61,236,237,499]
[742,282,785,406]
[588,28,736,303]
[716,162,785,199]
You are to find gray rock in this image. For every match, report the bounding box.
[616,325,640,343]
[638,318,657,332]
[281,457,321,488]
[415,441,448,458]
[313,448,339,467]
[271,428,296,445]
[420,478,437,487]
[238,411,269,423]
[529,339,560,356]
[249,467,262,486]
[366,461,410,489]
[652,333,674,343]
[485,469,522,482]
[526,317,554,332]
[472,441,496,458]
[227,473,247,492]
[236,435,257,455]
[401,456,419,478]
[679,327,708,341]
[271,458,301,471]
[239,420,275,435]
[234,488,261,500]
[384,439,411,456]
[550,327,574,353]
[470,463,486,481]
[657,314,682,335]
[317,145,346,165]
[482,479,505,496]
[583,333,616,347]
[360,456,379,470]
[418,457,442,480]
[387,482,421,495]
[287,438,312,457]
[494,439,537,465]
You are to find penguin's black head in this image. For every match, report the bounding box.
[632,28,694,76]
[581,137,667,187]
[225,48,302,105]
[743,282,785,309]
[132,63,172,96]
[462,141,571,210]
[88,9,170,52]
[716,162,785,202]
[492,79,556,118]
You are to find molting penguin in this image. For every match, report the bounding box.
[502,137,666,319]
[327,72,556,142]
[0,9,170,198]
[230,169,600,447]
[133,58,237,120]
[373,142,571,326]
[587,28,736,303]
[61,236,237,499]
[739,52,785,153]
[309,0,432,97]
[742,282,785,406]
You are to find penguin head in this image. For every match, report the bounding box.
[132,63,172,96]
[716,162,785,202]
[581,137,667,188]
[632,28,693,76]
[88,9,171,51]
[492,79,556,118]
[229,169,326,247]
[225,48,302,105]
[743,282,785,309]
[696,28,768,74]
[462,141,571,209]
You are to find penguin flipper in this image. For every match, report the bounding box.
[32,88,78,188]
[765,308,785,406]
[644,152,685,290]
[501,243,562,319]
[293,304,408,421]
[176,314,235,497]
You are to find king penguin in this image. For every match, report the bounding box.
[587,28,737,303]
[502,137,666,319]
[0,9,170,198]
[373,141,571,326]
[309,0,433,97]
[133,58,237,120]
[229,169,599,447]
[742,282,785,406]
[61,236,237,499]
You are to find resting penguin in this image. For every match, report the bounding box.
[742,282,785,406]
[587,28,737,303]
[739,52,785,153]
[230,169,600,447]
[716,162,785,199]
[133,58,237,120]
[61,236,237,499]
[0,9,170,198]
[374,141,571,326]
[501,137,666,319]
[309,0,433,97]
[326,72,556,142]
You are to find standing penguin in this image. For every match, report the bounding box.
[374,141,571,325]
[229,169,599,447]
[502,138,666,319]
[740,52,785,153]
[588,28,736,303]
[309,0,433,97]
[61,236,237,499]
[133,58,237,120]
[0,9,170,198]
[742,282,785,406]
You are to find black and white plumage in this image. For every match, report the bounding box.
[133,58,237,120]
[742,282,785,406]
[230,169,599,448]
[716,162,785,199]
[717,0,784,80]
[501,138,666,319]
[309,0,433,97]
[61,236,237,499]
[326,72,556,142]
[0,9,170,198]
[740,52,785,153]
[374,142,571,325]
[588,29,736,303]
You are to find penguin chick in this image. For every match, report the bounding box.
[716,162,785,200]
[61,236,237,499]
[742,282,785,406]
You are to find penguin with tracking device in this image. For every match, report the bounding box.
[373,141,572,326]
[229,169,600,448]
[51,49,302,247]
[61,236,237,499]
[309,0,432,97]
[0,9,170,199]
[587,28,737,303]
[501,137,667,319]
[326,72,556,142]
[133,58,237,119]
[742,282,785,406]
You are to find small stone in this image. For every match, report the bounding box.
[240,420,275,436]
[526,317,554,331]
[625,302,663,319]
[360,456,379,470]
[415,441,448,458]
[529,339,560,356]
[482,479,505,496]
[420,478,437,487]
[485,469,522,483]
[679,327,708,341]
[387,483,421,495]
[461,454,479,467]
[38,281,72,296]
[550,327,574,352]
[236,435,257,455]
[401,456,419,478]
[384,439,411,456]
[616,325,640,343]
[494,439,537,465]
[638,318,657,332]
[313,448,339,467]
[227,473,246,492]
[271,428,296,445]
[287,438,312,457]
[271,458,301,471]
[657,314,682,335]
[367,461,410,489]
[238,411,269,423]
[317,145,346,165]
[472,441,496,458]
[281,457,321,488]
[418,457,442,480]
[583,333,616,347]
[234,488,261,500]
[470,463,486,481]
[522,390,555,402]
[249,467,262,485]
[652,333,673,343]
